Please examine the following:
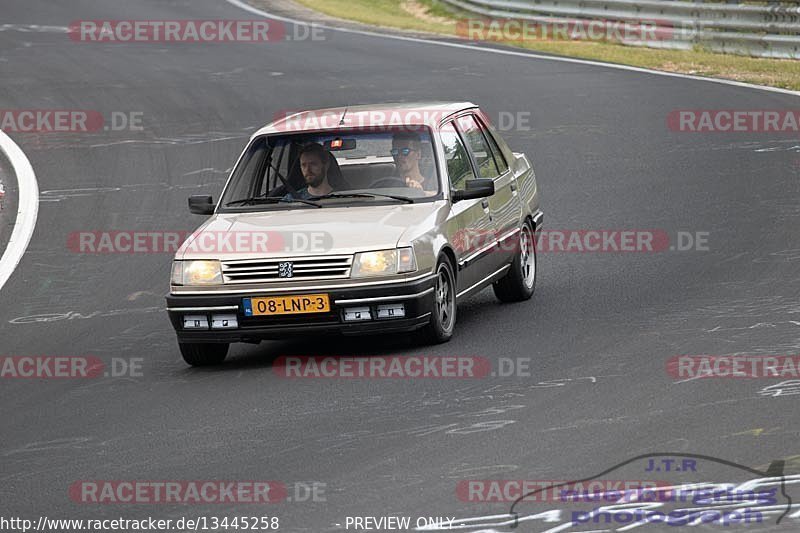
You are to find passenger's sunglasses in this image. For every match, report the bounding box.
[390,147,416,157]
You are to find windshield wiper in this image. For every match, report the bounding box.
[224,196,321,208]
[315,192,415,204]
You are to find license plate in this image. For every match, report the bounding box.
[243,294,330,316]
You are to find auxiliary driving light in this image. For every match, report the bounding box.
[343,307,372,321]
[183,315,209,329]
[376,303,405,318]
[211,314,238,329]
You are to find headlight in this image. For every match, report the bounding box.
[352,248,417,278]
[171,260,222,285]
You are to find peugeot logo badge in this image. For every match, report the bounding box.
[278,262,294,278]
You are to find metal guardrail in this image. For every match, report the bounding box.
[441,0,800,58]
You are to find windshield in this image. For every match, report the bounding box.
[218,127,440,211]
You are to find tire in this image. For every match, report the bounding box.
[418,257,457,344]
[493,220,537,303]
[179,342,229,366]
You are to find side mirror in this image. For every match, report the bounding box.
[452,178,495,202]
[188,195,215,215]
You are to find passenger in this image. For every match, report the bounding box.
[283,142,334,201]
[391,132,436,194]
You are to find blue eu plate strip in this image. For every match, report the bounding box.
[242,298,253,317]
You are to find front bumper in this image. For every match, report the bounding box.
[166,274,436,343]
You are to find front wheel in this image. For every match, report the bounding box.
[179,342,229,366]
[418,258,456,344]
[493,220,537,303]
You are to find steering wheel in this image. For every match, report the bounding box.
[370,176,407,189]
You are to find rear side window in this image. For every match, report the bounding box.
[478,110,515,170]
[478,117,509,174]
[439,122,476,190]
[456,115,500,179]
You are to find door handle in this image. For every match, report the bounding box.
[481,199,489,209]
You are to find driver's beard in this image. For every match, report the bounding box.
[305,173,325,188]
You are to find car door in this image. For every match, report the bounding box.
[455,113,522,274]
[439,120,498,295]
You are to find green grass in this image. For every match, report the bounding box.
[293,0,800,91]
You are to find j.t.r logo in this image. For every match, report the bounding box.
[278,262,294,278]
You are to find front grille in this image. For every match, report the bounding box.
[222,255,353,284]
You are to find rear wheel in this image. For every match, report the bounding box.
[418,258,456,344]
[493,220,537,303]
[179,342,229,366]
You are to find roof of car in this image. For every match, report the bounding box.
[253,101,478,137]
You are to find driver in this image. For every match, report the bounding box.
[283,142,334,201]
[391,132,436,194]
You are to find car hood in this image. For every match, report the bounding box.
[177,202,443,260]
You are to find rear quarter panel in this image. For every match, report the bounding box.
[512,151,539,221]
[476,109,540,223]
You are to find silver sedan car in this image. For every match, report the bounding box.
[166,102,542,365]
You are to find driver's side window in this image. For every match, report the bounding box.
[440,122,477,191]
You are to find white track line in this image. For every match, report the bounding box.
[225,0,800,98]
[0,130,39,293]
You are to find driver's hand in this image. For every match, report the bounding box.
[405,177,423,190]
